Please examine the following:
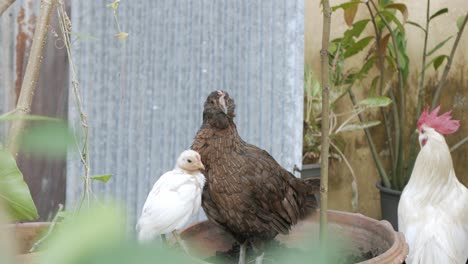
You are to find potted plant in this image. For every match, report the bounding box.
[331,0,468,229]
[303,54,392,212]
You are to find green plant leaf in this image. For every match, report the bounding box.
[457,15,467,31]
[89,174,113,183]
[0,145,38,220]
[433,55,447,71]
[379,10,405,33]
[0,114,60,122]
[385,3,408,22]
[343,19,370,43]
[356,56,376,80]
[406,21,426,33]
[340,121,382,132]
[343,36,374,58]
[424,55,448,70]
[426,36,452,57]
[357,96,392,108]
[369,76,380,96]
[385,55,397,71]
[429,8,448,21]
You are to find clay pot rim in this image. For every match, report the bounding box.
[182,210,408,263]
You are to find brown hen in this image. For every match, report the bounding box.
[191,90,320,263]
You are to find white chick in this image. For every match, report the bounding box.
[136,150,205,247]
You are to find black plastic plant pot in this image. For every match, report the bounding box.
[376,181,402,231]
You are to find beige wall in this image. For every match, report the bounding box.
[305,0,468,219]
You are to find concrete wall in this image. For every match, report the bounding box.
[306,0,468,218]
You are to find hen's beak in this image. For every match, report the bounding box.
[196,161,205,170]
[219,95,228,115]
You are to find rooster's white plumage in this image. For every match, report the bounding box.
[398,106,468,264]
[136,150,206,242]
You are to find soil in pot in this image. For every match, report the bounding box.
[181,210,408,264]
[203,240,377,264]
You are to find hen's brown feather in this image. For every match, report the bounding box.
[192,92,319,243]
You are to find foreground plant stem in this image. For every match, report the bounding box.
[7,0,55,156]
[319,0,331,245]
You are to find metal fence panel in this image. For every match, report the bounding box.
[67,0,304,230]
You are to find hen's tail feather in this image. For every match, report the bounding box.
[297,177,320,217]
[303,177,321,194]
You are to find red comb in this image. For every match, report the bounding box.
[417,106,460,135]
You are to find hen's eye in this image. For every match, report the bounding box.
[187,159,192,163]
[211,100,216,104]
[421,129,425,133]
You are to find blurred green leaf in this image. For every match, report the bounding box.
[406,21,426,32]
[0,114,60,122]
[429,8,448,21]
[19,122,75,159]
[426,36,452,57]
[39,204,199,264]
[89,174,112,183]
[76,241,195,264]
[343,36,374,58]
[340,121,382,132]
[40,204,126,264]
[456,15,467,31]
[358,96,392,108]
[385,3,408,22]
[0,145,38,220]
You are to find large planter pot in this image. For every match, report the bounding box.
[376,181,401,231]
[181,210,408,263]
[7,222,49,264]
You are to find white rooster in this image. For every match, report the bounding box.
[136,150,206,251]
[398,106,468,264]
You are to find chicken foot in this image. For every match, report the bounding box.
[171,230,191,255]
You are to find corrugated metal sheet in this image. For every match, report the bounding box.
[0,1,69,220]
[67,0,304,229]
[0,0,37,141]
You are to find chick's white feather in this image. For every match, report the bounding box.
[136,151,205,242]
[398,127,468,264]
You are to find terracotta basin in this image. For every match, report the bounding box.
[181,210,408,263]
[7,222,49,264]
